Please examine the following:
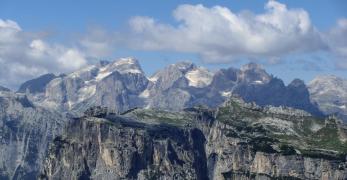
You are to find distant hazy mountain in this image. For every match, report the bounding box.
[0,85,10,92]
[309,75,347,120]
[17,58,325,118]
[17,73,58,94]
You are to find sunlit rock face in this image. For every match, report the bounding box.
[21,58,149,114]
[309,75,347,121]
[20,59,325,119]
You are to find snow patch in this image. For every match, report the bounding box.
[68,65,96,78]
[111,57,142,74]
[220,91,232,97]
[148,75,159,83]
[95,67,112,81]
[185,68,213,88]
[139,89,150,98]
[78,85,96,102]
[253,80,264,84]
[120,69,142,74]
[113,57,136,66]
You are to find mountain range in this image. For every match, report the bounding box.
[1,58,347,179]
[13,57,347,122]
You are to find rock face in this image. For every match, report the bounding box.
[233,77,323,117]
[17,73,58,94]
[0,91,66,179]
[4,59,347,179]
[40,98,347,180]
[40,117,208,179]
[20,59,324,118]
[34,58,149,113]
[309,75,347,121]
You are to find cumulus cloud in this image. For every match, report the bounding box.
[1,0,347,89]
[79,27,115,58]
[325,18,347,69]
[0,19,87,89]
[125,1,326,62]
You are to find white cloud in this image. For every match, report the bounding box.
[1,0,347,89]
[79,27,114,58]
[126,1,326,62]
[58,49,86,70]
[0,19,88,89]
[325,18,347,69]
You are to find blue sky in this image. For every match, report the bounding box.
[0,0,347,88]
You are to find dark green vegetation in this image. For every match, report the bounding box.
[216,97,347,160]
[123,109,195,127]
[116,97,347,160]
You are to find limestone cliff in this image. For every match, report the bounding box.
[40,98,347,180]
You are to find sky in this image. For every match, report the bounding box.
[0,0,347,89]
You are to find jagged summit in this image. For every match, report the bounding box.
[17,73,57,93]
[2,60,347,179]
[149,61,194,82]
[107,57,144,74]
[309,74,347,121]
[238,62,271,84]
[171,61,196,72]
[288,78,306,88]
[240,62,264,71]
[148,61,213,88]
[15,57,343,121]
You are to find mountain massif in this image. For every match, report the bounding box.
[18,57,328,119]
[309,75,347,122]
[1,58,347,179]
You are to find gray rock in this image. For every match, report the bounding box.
[0,91,67,179]
[21,59,325,119]
[40,98,347,180]
[309,75,347,122]
[17,73,58,94]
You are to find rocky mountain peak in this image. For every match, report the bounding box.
[308,75,347,97]
[172,61,196,72]
[17,73,57,94]
[107,57,144,74]
[288,78,306,88]
[240,62,263,71]
[310,75,346,87]
[148,61,196,84]
[238,62,271,84]
[308,75,347,121]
